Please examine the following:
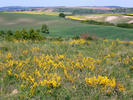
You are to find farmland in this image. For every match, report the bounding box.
[0,12,133,40]
[66,14,133,24]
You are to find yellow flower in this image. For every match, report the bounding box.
[118,82,125,91]
[7,70,12,75]
[5,52,12,59]
[130,66,133,70]
[14,73,19,78]
[47,90,52,93]
[22,50,28,55]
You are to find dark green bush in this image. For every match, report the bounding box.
[21,29,30,39]
[85,20,114,26]
[29,31,43,40]
[0,30,5,37]
[41,24,49,34]
[72,36,80,40]
[0,28,44,41]
[14,30,22,39]
[117,23,133,28]
[6,30,13,36]
[59,13,66,18]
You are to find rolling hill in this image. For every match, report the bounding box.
[0,12,133,40]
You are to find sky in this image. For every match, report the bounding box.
[0,0,133,7]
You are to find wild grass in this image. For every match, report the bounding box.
[0,39,133,100]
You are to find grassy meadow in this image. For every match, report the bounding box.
[0,39,133,100]
[0,12,133,40]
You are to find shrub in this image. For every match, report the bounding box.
[41,24,49,34]
[0,30,5,37]
[117,23,133,28]
[59,13,66,18]
[56,37,63,41]
[29,31,43,40]
[36,29,40,33]
[14,30,22,39]
[72,36,80,40]
[0,27,45,41]
[21,29,30,39]
[6,30,13,36]
[85,20,114,26]
[5,35,14,41]
[29,28,35,34]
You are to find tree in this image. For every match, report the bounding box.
[59,13,66,18]
[41,24,49,34]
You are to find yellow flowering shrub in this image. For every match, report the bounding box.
[85,75,124,92]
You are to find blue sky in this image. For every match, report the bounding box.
[0,0,132,7]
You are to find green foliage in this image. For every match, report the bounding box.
[117,23,133,28]
[0,28,44,41]
[36,29,40,33]
[21,29,30,39]
[29,28,35,34]
[72,36,80,40]
[0,30,5,37]
[85,20,114,26]
[6,30,13,36]
[14,30,22,39]
[29,31,43,40]
[41,24,49,34]
[59,13,66,18]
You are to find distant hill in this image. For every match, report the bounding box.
[105,6,123,8]
[0,6,133,14]
[0,6,44,12]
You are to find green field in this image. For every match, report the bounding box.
[0,13,133,40]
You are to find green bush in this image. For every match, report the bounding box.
[14,30,22,39]
[36,29,40,33]
[6,30,13,36]
[72,36,80,40]
[41,24,49,34]
[21,29,30,39]
[85,20,114,26]
[0,30,5,37]
[0,28,44,41]
[117,23,133,28]
[29,31,43,40]
[59,13,66,18]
